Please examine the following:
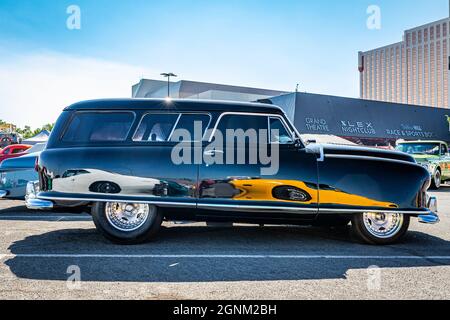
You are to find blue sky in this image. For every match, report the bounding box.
[0,0,449,127]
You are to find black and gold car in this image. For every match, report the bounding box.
[30,99,439,245]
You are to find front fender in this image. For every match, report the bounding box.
[317,155,430,213]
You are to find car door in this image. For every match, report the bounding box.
[197,112,319,222]
[129,112,211,207]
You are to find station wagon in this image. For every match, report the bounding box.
[30,99,439,245]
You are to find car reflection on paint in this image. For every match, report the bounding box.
[53,168,187,197]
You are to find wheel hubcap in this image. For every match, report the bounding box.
[105,203,151,232]
[363,212,403,239]
[435,172,441,188]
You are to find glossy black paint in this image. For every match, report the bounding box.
[37,99,431,225]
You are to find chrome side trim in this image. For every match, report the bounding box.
[37,195,197,208]
[197,203,318,213]
[0,190,8,198]
[325,154,421,167]
[34,195,433,216]
[319,208,431,215]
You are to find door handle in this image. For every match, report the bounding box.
[204,150,224,156]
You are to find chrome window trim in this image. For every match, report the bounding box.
[208,112,295,144]
[167,114,182,141]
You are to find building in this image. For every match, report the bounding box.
[266,92,450,145]
[132,79,287,102]
[358,16,450,108]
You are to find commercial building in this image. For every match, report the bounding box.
[358,17,450,108]
[132,79,287,102]
[267,92,450,145]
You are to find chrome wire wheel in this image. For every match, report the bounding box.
[362,212,404,239]
[105,203,151,232]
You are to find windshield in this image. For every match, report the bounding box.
[396,143,441,156]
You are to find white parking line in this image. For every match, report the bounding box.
[0,254,450,260]
[0,215,91,220]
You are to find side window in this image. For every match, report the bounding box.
[63,112,134,142]
[11,148,24,154]
[133,113,179,142]
[441,144,448,155]
[170,114,210,142]
[2,148,11,155]
[269,117,294,144]
[215,114,268,136]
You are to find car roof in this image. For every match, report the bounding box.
[64,98,284,114]
[398,140,447,144]
[4,144,31,149]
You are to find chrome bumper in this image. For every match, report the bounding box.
[25,181,53,210]
[418,195,439,224]
[0,190,8,198]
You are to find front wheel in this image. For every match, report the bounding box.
[431,170,442,189]
[92,202,163,245]
[351,212,410,245]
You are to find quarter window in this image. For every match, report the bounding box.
[269,117,294,144]
[62,112,135,142]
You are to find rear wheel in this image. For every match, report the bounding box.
[351,212,410,245]
[92,202,163,245]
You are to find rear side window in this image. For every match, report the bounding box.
[12,148,26,154]
[62,112,134,142]
[133,113,179,142]
[133,113,210,142]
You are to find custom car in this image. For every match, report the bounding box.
[0,144,31,164]
[0,143,46,200]
[396,140,450,189]
[31,98,439,245]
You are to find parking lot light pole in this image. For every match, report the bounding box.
[161,73,177,98]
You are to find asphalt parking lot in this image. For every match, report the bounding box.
[0,190,449,300]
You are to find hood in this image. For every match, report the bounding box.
[319,144,416,163]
